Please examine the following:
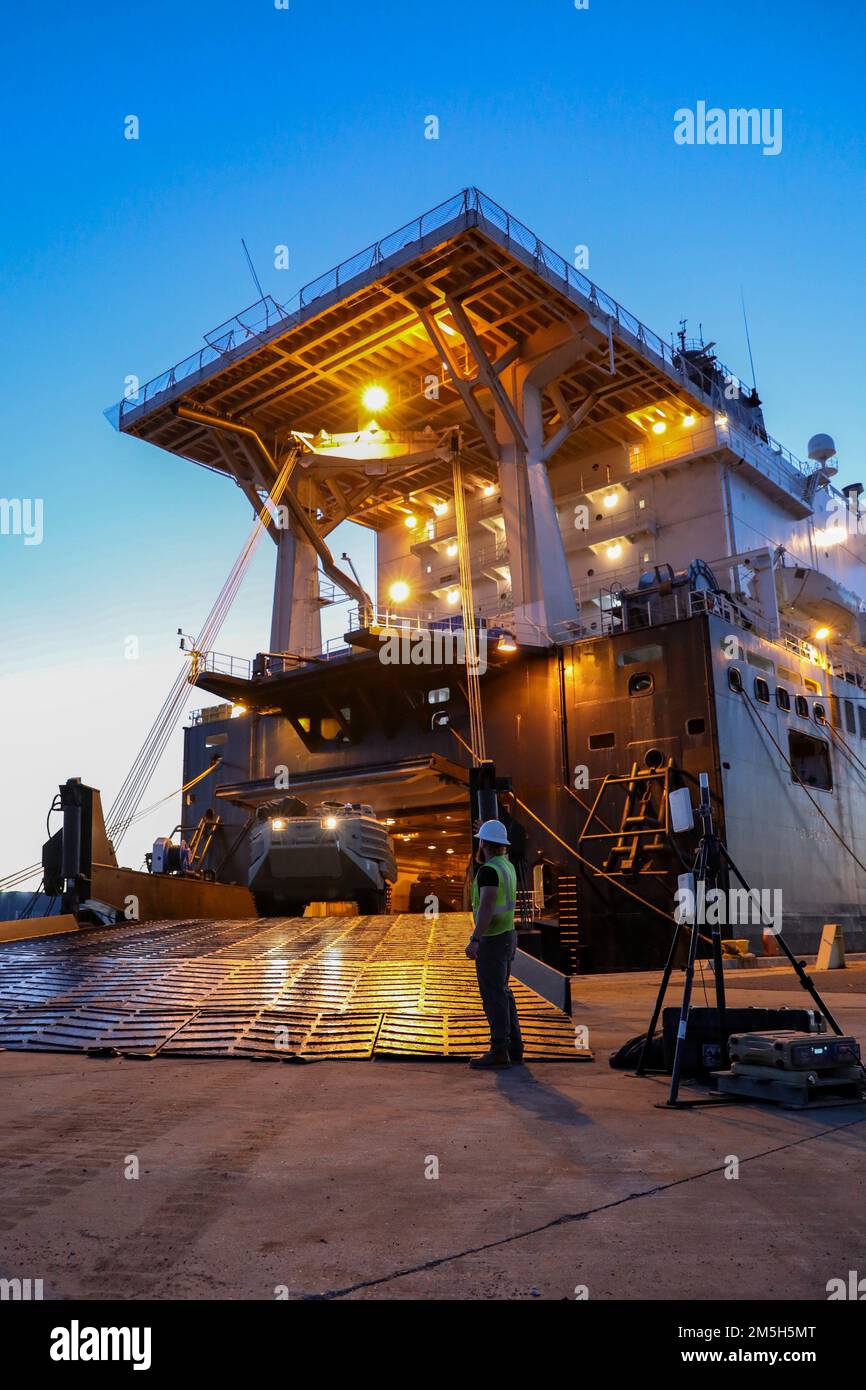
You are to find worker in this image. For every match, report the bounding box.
[465,819,523,1068]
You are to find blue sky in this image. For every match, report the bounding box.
[2,0,865,878]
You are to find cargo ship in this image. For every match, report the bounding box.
[89,187,866,970]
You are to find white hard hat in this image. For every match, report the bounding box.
[477,818,509,846]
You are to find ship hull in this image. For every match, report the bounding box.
[183,611,866,969]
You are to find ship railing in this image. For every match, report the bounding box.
[628,418,812,501]
[195,644,355,682]
[782,631,828,670]
[782,629,866,690]
[470,537,510,569]
[347,608,490,637]
[627,426,715,474]
[575,582,765,642]
[410,494,503,546]
[110,190,476,425]
[256,641,362,673]
[197,649,253,680]
[829,661,866,691]
[721,419,813,496]
[188,702,236,727]
[688,588,761,629]
[413,539,510,584]
[111,189,808,487]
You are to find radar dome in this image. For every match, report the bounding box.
[808,433,837,463]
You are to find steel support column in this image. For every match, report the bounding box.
[270,522,322,657]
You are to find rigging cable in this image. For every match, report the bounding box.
[105,447,299,847]
[105,462,289,841]
[448,725,711,941]
[822,715,866,782]
[0,765,222,893]
[739,690,866,878]
[108,761,222,846]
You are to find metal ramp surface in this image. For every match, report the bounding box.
[0,914,589,1063]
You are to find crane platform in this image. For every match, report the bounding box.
[0,913,588,1063]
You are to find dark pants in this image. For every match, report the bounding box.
[475,930,522,1053]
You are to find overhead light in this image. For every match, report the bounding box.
[231,704,247,718]
[404,514,418,529]
[483,483,496,496]
[603,491,618,509]
[815,626,831,641]
[389,580,410,603]
[446,542,458,557]
[323,816,338,830]
[496,632,518,653]
[271,818,286,831]
[385,817,396,826]
[683,413,696,427]
[433,501,448,517]
[446,848,454,855]
[447,588,460,605]
[652,421,667,435]
[716,414,728,427]
[606,543,623,560]
[362,385,388,412]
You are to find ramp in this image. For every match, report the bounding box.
[0,914,589,1063]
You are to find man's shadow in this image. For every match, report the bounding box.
[493,1062,590,1130]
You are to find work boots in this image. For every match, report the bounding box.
[469,1048,511,1069]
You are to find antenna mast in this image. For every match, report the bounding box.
[241,238,266,302]
[741,287,758,390]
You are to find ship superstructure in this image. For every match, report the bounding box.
[108,188,866,967]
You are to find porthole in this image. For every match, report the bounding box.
[728,668,743,693]
[628,672,654,696]
[776,687,791,712]
[754,678,770,703]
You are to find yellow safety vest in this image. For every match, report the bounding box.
[471,854,517,936]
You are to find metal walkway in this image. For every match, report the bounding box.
[0,914,587,1062]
